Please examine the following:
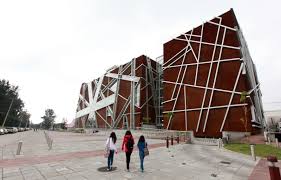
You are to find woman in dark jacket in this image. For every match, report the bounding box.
[137,135,147,172]
[122,130,134,171]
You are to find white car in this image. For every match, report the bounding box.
[0,128,4,135]
[3,128,8,134]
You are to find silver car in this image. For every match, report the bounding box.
[6,127,18,133]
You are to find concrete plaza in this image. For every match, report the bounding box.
[0,130,258,180]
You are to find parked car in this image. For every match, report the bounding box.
[0,128,4,135]
[3,128,8,134]
[6,127,18,133]
[14,127,18,133]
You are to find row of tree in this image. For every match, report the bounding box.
[0,79,30,127]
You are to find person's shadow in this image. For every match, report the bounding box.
[97,167,117,172]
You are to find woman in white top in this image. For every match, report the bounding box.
[106,132,117,170]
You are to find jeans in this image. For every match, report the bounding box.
[107,150,114,169]
[126,151,132,170]
[139,153,144,171]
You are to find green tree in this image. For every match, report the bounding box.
[0,79,25,127]
[240,91,249,139]
[19,110,31,128]
[41,109,56,129]
[166,112,174,130]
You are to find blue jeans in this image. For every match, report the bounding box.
[139,153,144,171]
[107,150,114,169]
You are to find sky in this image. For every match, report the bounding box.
[0,0,281,124]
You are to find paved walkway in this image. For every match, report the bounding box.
[0,130,259,180]
[249,158,281,180]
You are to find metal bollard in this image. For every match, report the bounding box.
[250,144,256,161]
[176,136,179,144]
[171,136,174,146]
[275,138,279,148]
[166,137,169,148]
[217,138,222,148]
[16,141,23,155]
[49,139,53,150]
[267,156,281,180]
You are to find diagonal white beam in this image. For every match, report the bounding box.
[203,27,227,132]
[220,63,244,132]
[196,17,222,132]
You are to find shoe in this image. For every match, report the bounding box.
[142,169,144,173]
[127,169,130,172]
[107,168,110,171]
[110,167,112,170]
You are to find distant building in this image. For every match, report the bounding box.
[264,110,281,130]
[75,9,264,138]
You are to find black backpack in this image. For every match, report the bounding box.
[126,137,134,151]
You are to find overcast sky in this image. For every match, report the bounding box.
[0,0,280,124]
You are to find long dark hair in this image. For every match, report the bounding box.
[110,132,117,144]
[138,135,145,144]
[125,130,132,136]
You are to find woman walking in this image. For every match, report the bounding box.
[122,130,134,171]
[137,135,147,172]
[105,132,117,171]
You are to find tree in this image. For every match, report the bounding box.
[61,118,67,129]
[166,112,174,130]
[19,110,31,128]
[0,79,25,127]
[41,109,56,129]
[240,91,249,138]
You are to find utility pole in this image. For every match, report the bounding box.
[25,119,29,128]
[18,113,23,128]
[1,98,14,128]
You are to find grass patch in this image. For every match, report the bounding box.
[224,143,281,160]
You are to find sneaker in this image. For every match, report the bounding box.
[107,168,110,171]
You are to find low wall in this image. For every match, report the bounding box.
[222,131,251,141]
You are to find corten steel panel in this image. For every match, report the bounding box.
[75,55,159,129]
[163,9,262,137]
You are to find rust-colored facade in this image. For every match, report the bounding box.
[162,9,264,137]
[75,55,160,129]
[75,9,264,138]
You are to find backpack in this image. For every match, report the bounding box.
[126,137,134,151]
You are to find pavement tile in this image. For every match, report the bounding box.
[3,171,22,178]
[39,170,60,179]
[63,174,88,180]
[46,176,67,180]
[3,175,24,180]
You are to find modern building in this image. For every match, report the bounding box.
[75,55,162,129]
[75,9,264,138]
[162,9,264,137]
